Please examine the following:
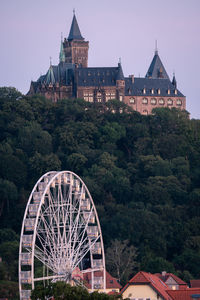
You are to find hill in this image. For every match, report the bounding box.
[0,87,200,293]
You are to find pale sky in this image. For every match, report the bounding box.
[0,0,200,118]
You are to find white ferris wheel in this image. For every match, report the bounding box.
[19,171,106,300]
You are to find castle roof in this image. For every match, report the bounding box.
[68,13,84,41]
[146,51,170,80]
[36,63,74,85]
[76,66,120,87]
[125,77,185,97]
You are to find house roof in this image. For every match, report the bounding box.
[167,288,200,300]
[121,271,172,300]
[68,14,84,41]
[125,77,185,97]
[146,51,170,80]
[190,280,200,288]
[83,270,121,290]
[155,273,187,286]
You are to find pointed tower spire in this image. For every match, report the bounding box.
[68,12,84,41]
[172,72,177,88]
[146,49,170,79]
[155,40,158,55]
[59,33,65,63]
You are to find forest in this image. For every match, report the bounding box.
[0,87,200,298]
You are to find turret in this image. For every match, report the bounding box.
[116,61,125,101]
[146,48,170,80]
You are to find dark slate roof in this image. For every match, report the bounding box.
[68,14,84,41]
[36,63,74,86]
[125,77,185,97]
[76,67,120,87]
[116,63,125,80]
[146,51,170,79]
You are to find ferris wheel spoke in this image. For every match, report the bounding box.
[34,246,54,272]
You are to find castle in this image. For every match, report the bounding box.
[28,13,186,115]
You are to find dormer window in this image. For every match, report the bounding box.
[167,89,170,95]
[151,89,154,94]
[143,88,146,94]
[158,88,161,95]
[175,89,177,95]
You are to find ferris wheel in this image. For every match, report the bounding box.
[19,171,106,300]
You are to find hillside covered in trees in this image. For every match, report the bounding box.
[0,87,200,297]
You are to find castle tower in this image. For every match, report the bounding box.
[63,12,89,67]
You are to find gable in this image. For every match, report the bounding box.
[122,283,164,300]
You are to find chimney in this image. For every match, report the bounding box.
[162,271,167,277]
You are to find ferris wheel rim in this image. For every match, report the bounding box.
[19,171,106,299]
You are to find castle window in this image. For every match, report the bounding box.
[97,92,102,102]
[167,98,173,105]
[151,89,154,94]
[167,89,170,95]
[129,98,135,104]
[142,98,148,104]
[143,88,146,94]
[158,88,161,95]
[151,98,157,105]
[177,99,182,106]
[106,92,115,101]
[119,95,123,101]
[83,92,94,102]
[175,89,177,95]
[159,98,164,105]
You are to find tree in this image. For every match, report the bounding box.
[106,239,137,285]
[0,86,22,100]
[31,282,119,300]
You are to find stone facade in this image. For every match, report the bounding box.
[28,13,186,114]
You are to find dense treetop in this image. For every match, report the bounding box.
[0,87,200,294]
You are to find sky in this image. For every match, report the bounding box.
[0,0,200,118]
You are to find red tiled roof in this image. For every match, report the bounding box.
[167,288,200,300]
[155,273,187,286]
[190,280,200,288]
[83,270,121,290]
[121,271,172,300]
